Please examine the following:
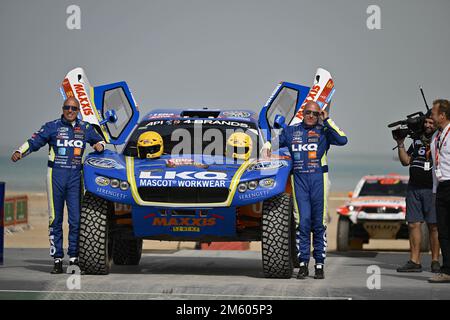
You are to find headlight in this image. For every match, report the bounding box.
[110,179,120,188]
[348,205,355,211]
[248,180,258,190]
[238,183,248,193]
[259,178,275,188]
[120,181,130,191]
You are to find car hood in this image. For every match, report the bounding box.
[348,196,406,207]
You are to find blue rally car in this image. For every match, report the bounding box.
[62,68,315,277]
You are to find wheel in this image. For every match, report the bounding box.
[290,213,300,268]
[261,193,294,278]
[337,215,350,251]
[420,222,430,253]
[113,238,143,265]
[79,192,113,275]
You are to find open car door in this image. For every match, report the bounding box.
[258,68,335,142]
[60,67,140,145]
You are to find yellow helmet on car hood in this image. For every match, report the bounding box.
[226,132,252,160]
[137,131,163,159]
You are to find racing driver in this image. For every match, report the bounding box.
[262,101,348,279]
[11,97,105,274]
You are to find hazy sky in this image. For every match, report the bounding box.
[1,0,450,157]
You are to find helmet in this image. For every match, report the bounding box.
[137,131,163,159]
[226,132,252,160]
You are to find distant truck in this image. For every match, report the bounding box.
[336,174,430,252]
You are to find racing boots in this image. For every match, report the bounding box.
[50,258,63,274]
[314,264,325,279]
[296,262,309,279]
[396,260,422,272]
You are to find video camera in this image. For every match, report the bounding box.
[388,87,431,143]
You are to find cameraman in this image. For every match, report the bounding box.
[395,115,440,273]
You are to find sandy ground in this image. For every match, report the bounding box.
[4,191,410,253]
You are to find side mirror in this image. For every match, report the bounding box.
[273,114,286,129]
[348,191,353,198]
[99,110,118,125]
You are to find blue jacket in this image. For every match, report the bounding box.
[19,116,104,170]
[278,118,348,173]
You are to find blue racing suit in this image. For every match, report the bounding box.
[17,116,104,258]
[278,118,347,264]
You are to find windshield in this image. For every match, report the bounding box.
[358,179,408,197]
[123,118,262,159]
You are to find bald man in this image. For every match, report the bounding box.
[262,101,347,279]
[11,97,105,274]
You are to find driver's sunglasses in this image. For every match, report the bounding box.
[63,105,79,112]
[304,110,320,117]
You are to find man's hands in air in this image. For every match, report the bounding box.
[11,151,22,162]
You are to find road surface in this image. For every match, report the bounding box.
[0,248,449,300]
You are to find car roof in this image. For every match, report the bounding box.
[143,108,258,122]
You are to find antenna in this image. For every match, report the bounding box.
[420,86,430,111]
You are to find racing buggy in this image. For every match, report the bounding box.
[61,67,323,277]
[336,174,430,252]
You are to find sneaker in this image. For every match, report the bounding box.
[428,272,450,283]
[396,260,422,273]
[314,264,325,279]
[431,261,441,274]
[296,262,309,279]
[50,259,63,274]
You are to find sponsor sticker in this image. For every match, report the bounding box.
[222,111,251,118]
[86,158,124,169]
[74,148,82,156]
[95,176,110,187]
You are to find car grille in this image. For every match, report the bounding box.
[137,187,229,203]
[362,207,401,214]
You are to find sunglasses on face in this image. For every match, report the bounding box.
[63,105,79,112]
[304,110,320,117]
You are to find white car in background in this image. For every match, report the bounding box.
[336,174,430,252]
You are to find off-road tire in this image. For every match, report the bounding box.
[337,215,350,251]
[261,193,294,278]
[79,192,113,275]
[113,238,143,265]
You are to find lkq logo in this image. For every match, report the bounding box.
[139,171,227,180]
[57,139,83,148]
[292,143,318,152]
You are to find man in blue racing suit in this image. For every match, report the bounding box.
[11,97,105,274]
[263,101,347,279]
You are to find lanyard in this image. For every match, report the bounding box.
[435,126,450,166]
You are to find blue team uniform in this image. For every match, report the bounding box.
[278,118,347,264]
[18,116,104,258]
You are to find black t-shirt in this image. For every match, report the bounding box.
[407,139,433,189]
